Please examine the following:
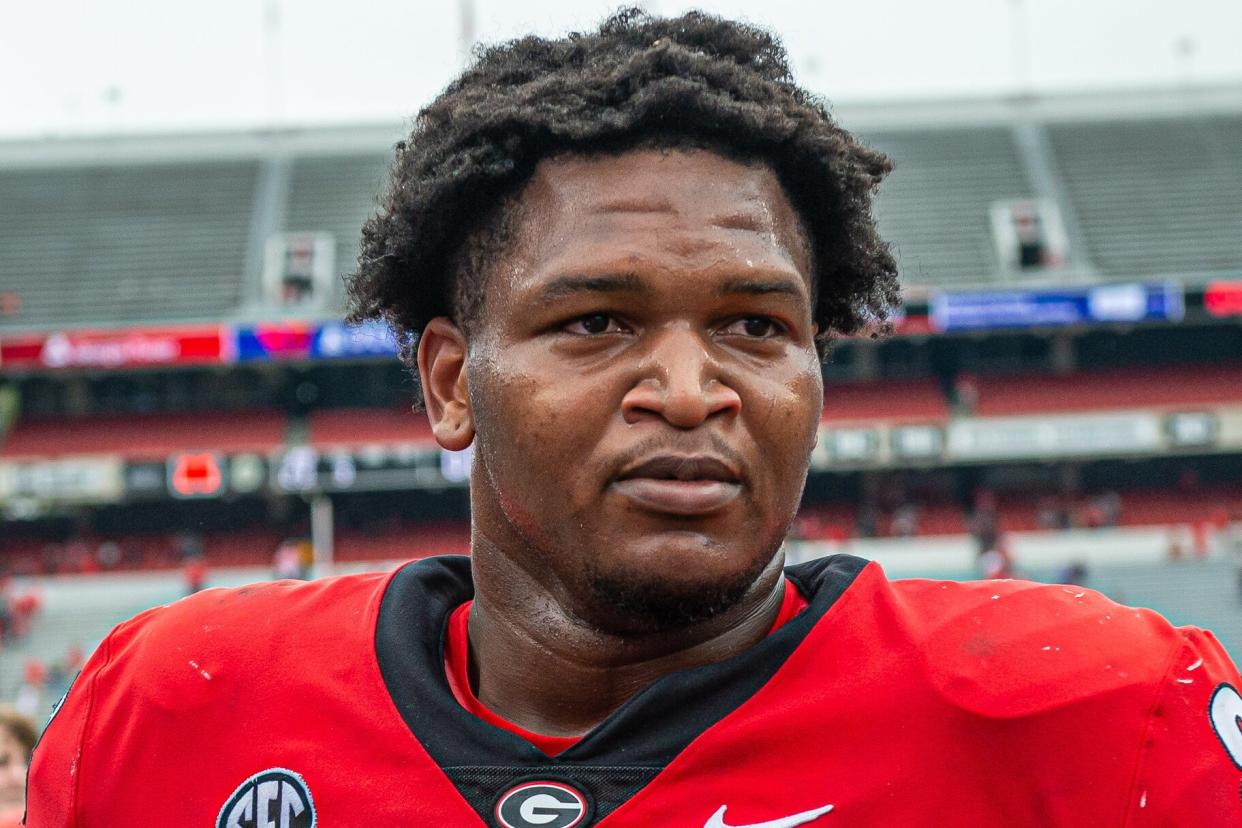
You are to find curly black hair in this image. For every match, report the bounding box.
[347,7,899,396]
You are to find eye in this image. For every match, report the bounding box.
[564,313,625,335]
[721,316,785,338]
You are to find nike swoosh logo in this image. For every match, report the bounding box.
[704,803,834,828]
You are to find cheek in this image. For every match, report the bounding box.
[470,352,614,497]
[785,355,825,442]
[743,367,821,501]
[748,365,822,448]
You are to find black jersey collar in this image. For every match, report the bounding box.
[376,553,866,767]
[374,553,868,821]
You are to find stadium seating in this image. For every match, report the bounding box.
[336,521,469,562]
[795,482,1240,542]
[1090,558,1242,656]
[864,127,1031,287]
[283,154,391,309]
[992,485,1239,533]
[0,161,258,329]
[1107,486,1240,529]
[1,521,466,578]
[1047,116,1242,278]
[4,113,1241,334]
[307,406,434,449]
[0,409,288,460]
[798,499,969,540]
[972,363,1242,416]
[1,528,285,572]
[822,376,949,423]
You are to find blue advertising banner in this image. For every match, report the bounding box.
[930,282,1184,332]
[234,322,317,362]
[312,320,399,359]
[234,320,399,362]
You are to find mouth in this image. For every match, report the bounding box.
[612,455,743,517]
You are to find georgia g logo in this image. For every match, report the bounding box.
[1211,684,1242,769]
[217,768,316,828]
[495,780,591,828]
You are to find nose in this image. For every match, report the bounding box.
[620,326,742,428]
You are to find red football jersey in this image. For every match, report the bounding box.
[26,555,1242,826]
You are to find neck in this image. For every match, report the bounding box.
[466,533,788,738]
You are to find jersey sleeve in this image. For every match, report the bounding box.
[25,606,161,827]
[1128,626,1242,825]
[23,633,110,826]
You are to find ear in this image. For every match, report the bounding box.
[417,317,475,451]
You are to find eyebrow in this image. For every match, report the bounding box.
[718,276,807,300]
[709,212,767,232]
[596,198,675,214]
[536,273,645,303]
[535,272,807,304]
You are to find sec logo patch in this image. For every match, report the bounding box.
[495,780,591,828]
[217,768,316,828]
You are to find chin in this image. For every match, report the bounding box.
[583,532,782,632]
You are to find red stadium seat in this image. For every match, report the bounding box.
[822,377,948,424]
[307,407,435,450]
[973,363,1242,417]
[335,521,469,562]
[0,410,288,461]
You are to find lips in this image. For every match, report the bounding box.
[612,455,743,516]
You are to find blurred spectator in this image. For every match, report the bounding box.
[0,581,10,644]
[1035,496,1069,530]
[969,489,999,555]
[978,535,1015,580]
[96,540,121,570]
[1191,521,1210,559]
[64,643,85,675]
[184,556,208,597]
[1227,513,1242,603]
[2,584,41,643]
[1012,203,1048,268]
[891,503,920,538]
[1097,490,1122,527]
[175,531,204,561]
[1209,504,1232,534]
[0,291,20,317]
[57,538,91,574]
[1167,527,1188,562]
[39,544,61,576]
[46,644,85,701]
[856,504,878,539]
[297,539,315,580]
[952,372,978,415]
[0,706,36,827]
[274,539,306,580]
[14,660,46,720]
[1080,500,1103,529]
[1055,560,1089,586]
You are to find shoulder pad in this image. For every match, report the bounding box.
[892,577,1184,718]
[100,572,391,715]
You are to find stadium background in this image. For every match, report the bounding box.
[1,2,1241,726]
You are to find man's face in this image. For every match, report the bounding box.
[460,148,823,630]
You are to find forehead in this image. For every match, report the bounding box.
[527,148,789,217]
[505,148,811,282]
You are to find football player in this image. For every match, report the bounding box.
[27,9,1242,826]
